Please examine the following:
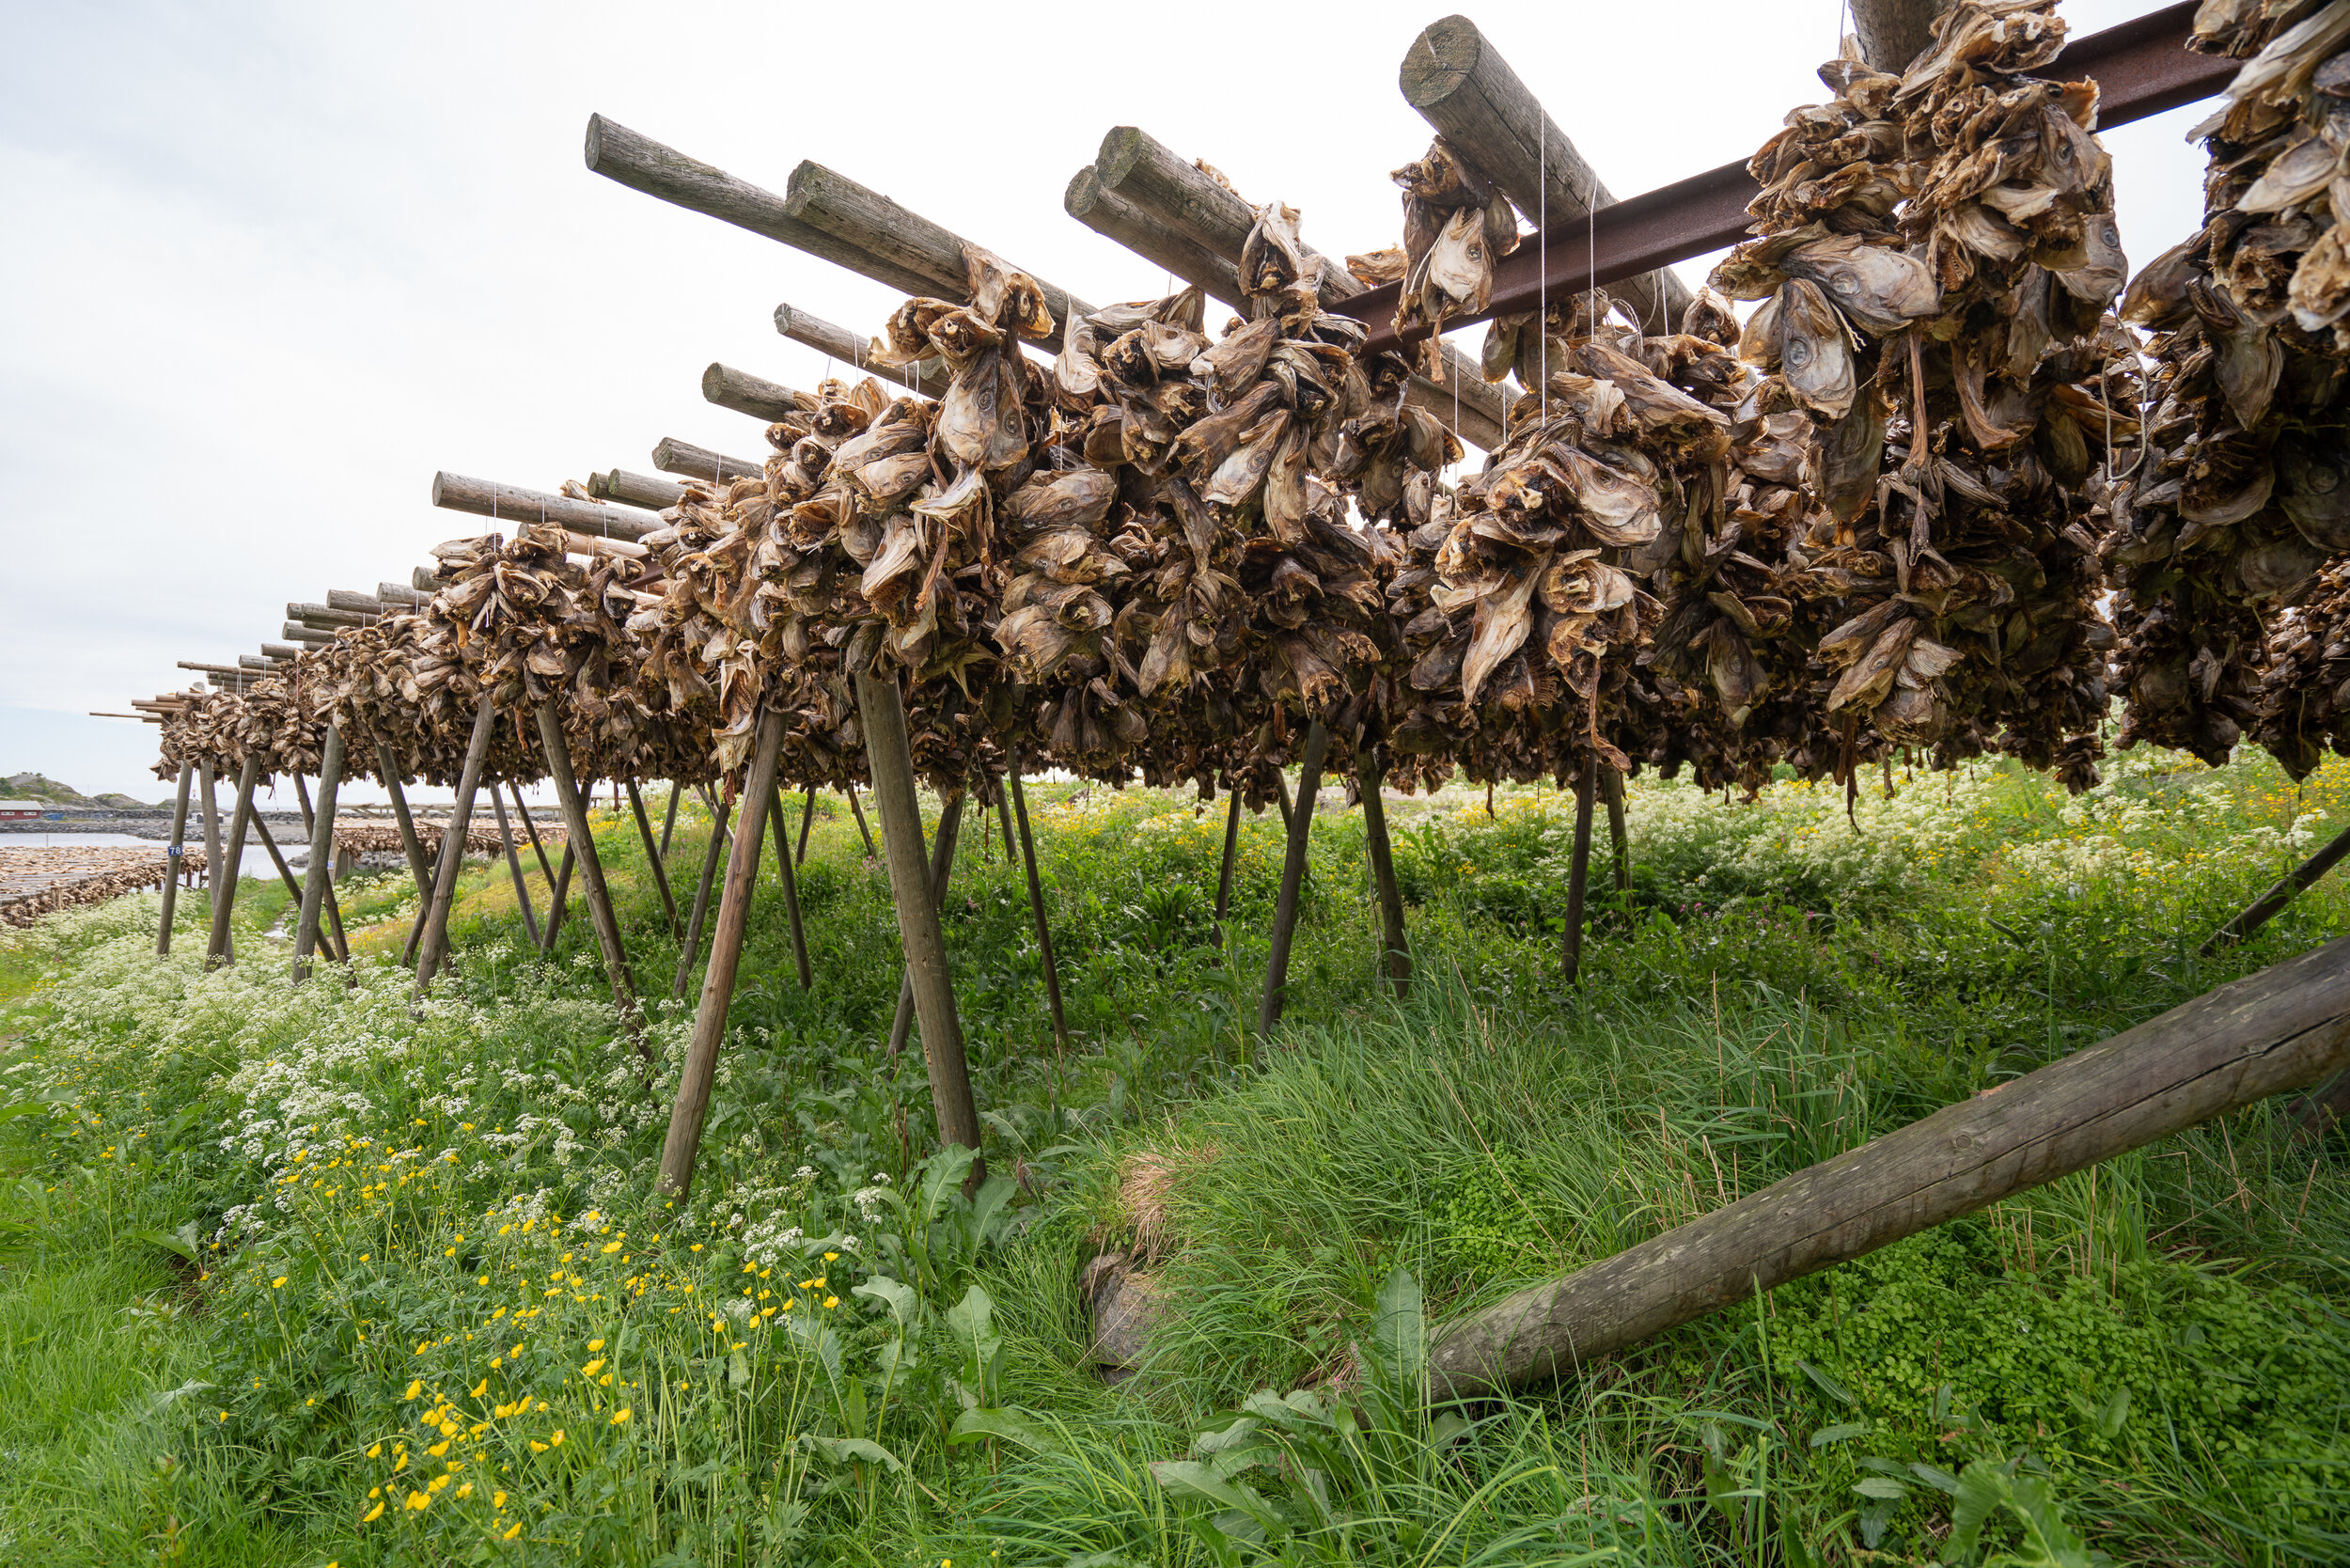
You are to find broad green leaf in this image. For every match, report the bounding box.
[1797,1359,1858,1406]
[948,1406,1062,1455]
[1809,1422,1870,1448]
[852,1275,918,1330]
[809,1435,901,1474]
[1854,1476,1907,1500]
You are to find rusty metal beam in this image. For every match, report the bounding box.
[1343,2,2232,359]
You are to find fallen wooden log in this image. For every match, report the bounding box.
[1398,15,1692,333]
[1426,935,2350,1399]
[702,363,818,424]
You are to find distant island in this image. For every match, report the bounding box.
[4,772,159,811]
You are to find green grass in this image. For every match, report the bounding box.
[1,747,2345,1564]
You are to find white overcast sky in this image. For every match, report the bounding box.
[0,0,2205,805]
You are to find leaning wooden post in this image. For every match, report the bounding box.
[540,844,576,952]
[2201,822,2350,955]
[886,788,966,1058]
[856,670,983,1172]
[197,760,224,917]
[292,726,348,981]
[671,789,734,998]
[491,786,541,949]
[846,782,877,856]
[658,710,786,1197]
[1259,720,1330,1033]
[254,814,349,964]
[156,761,194,956]
[414,695,499,993]
[536,706,640,1029]
[1426,934,2350,1398]
[624,778,682,939]
[1211,786,1243,961]
[1356,745,1410,998]
[995,777,1017,862]
[659,781,682,857]
[1008,752,1069,1051]
[1601,764,1632,897]
[765,779,813,989]
[1274,770,1295,835]
[374,742,434,903]
[510,781,556,888]
[293,774,316,837]
[1559,768,1598,983]
[205,755,263,967]
[795,783,818,866]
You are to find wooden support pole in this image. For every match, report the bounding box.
[375,742,434,906]
[156,761,193,956]
[764,780,814,990]
[511,781,556,889]
[197,761,223,917]
[589,468,687,510]
[1397,16,1692,333]
[1602,764,1631,896]
[205,756,261,967]
[1212,785,1243,961]
[887,788,966,1059]
[1008,755,1069,1052]
[1357,747,1410,998]
[414,695,499,994]
[1274,771,1294,835]
[2201,822,2350,956]
[846,781,877,856]
[659,708,786,1197]
[492,786,541,949]
[536,705,640,1029]
[541,844,575,953]
[659,782,682,857]
[293,726,347,982]
[1561,766,1596,985]
[624,778,682,939]
[672,790,734,999]
[431,471,663,543]
[1426,935,2350,1399]
[994,775,1017,862]
[1259,721,1329,1033]
[856,670,982,1172]
[253,814,348,964]
[795,783,817,866]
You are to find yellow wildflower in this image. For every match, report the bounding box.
[609,1407,632,1425]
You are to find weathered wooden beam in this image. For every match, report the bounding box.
[204,756,261,966]
[774,302,950,399]
[414,696,497,994]
[1064,164,1245,307]
[765,779,813,990]
[1212,786,1242,961]
[1602,763,1631,895]
[1427,935,2350,1398]
[1260,721,1330,1032]
[886,787,966,1059]
[431,471,663,543]
[846,780,877,856]
[374,583,427,609]
[261,642,306,661]
[1850,0,1952,72]
[857,670,983,1176]
[538,704,641,1032]
[651,436,760,485]
[672,789,732,999]
[156,761,193,956]
[1357,749,1409,997]
[1089,127,1505,448]
[660,709,786,1197]
[1399,15,1693,333]
[376,742,434,906]
[252,812,347,964]
[1008,756,1069,1052]
[703,363,819,424]
[589,468,688,510]
[783,159,1092,353]
[286,603,369,630]
[491,786,541,949]
[197,762,224,919]
[624,777,682,941]
[326,588,387,616]
[282,622,337,648]
[2201,822,2350,956]
[1560,766,1596,984]
[291,726,346,981]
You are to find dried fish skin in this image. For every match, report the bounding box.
[1780,234,1942,336]
[1773,279,1857,419]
